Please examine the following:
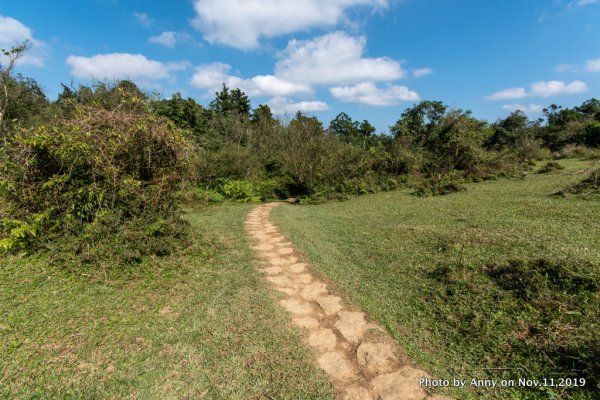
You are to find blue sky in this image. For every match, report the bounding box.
[1,0,599,133]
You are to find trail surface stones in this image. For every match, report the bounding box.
[246,204,452,399]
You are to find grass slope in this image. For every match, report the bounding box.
[0,205,334,399]
[272,159,600,400]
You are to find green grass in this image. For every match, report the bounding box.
[0,205,334,399]
[272,159,600,400]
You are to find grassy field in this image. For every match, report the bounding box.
[0,206,334,399]
[273,159,600,399]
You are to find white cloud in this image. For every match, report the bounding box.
[555,63,577,72]
[275,32,403,85]
[190,62,312,97]
[485,87,528,101]
[501,103,544,114]
[413,68,433,78]
[574,0,599,6]
[149,31,177,47]
[149,32,194,48]
[530,80,587,97]
[134,12,153,27]
[585,58,600,72]
[268,96,329,115]
[66,53,184,81]
[330,81,419,106]
[486,80,587,100]
[191,0,387,49]
[0,15,46,67]
[166,61,191,72]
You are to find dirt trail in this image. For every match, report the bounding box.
[245,203,452,400]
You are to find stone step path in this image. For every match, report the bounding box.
[245,203,453,400]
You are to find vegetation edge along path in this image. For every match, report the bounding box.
[245,203,452,400]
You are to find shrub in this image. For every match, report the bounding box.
[414,175,467,196]
[195,145,264,183]
[553,144,600,160]
[557,167,600,196]
[217,179,257,203]
[0,104,193,264]
[255,178,289,201]
[537,161,565,174]
[578,121,600,148]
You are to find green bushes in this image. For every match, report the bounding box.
[0,104,192,264]
[218,179,257,202]
[553,144,600,160]
[537,161,565,174]
[210,177,291,203]
[414,175,467,197]
[558,167,600,196]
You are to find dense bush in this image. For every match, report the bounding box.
[218,179,257,203]
[414,175,467,197]
[557,167,600,196]
[0,103,193,262]
[553,144,600,160]
[537,161,565,174]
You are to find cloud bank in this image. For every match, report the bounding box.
[486,80,587,100]
[191,0,387,49]
[66,53,187,81]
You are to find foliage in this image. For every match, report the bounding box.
[413,174,467,196]
[0,74,49,131]
[0,103,192,262]
[391,101,491,177]
[210,84,251,118]
[557,167,600,196]
[539,99,600,150]
[211,177,291,203]
[580,121,600,148]
[328,112,375,147]
[537,161,565,174]
[151,92,209,140]
[218,179,258,203]
[552,144,600,160]
[57,80,149,115]
[1,41,36,134]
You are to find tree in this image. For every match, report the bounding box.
[251,104,275,125]
[486,110,530,150]
[328,113,376,148]
[358,120,376,148]
[575,98,600,120]
[56,80,148,114]
[329,112,359,141]
[391,101,489,176]
[0,74,47,130]
[580,122,600,147]
[281,112,331,192]
[1,40,32,134]
[209,84,251,118]
[230,88,251,118]
[390,100,447,145]
[152,92,208,139]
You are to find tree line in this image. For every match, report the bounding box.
[0,42,598,263]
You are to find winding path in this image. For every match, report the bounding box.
[245,203,452,400]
